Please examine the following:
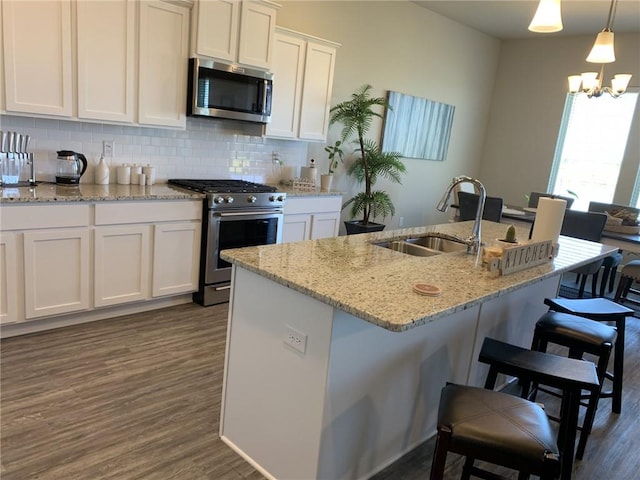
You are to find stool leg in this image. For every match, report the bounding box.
[430,426,451,480]
[612,316,625,414]
[461,457,474,480]
[484,366,499,390]
[576,346,612,459]
[608,266,618,293]
[578,274,588,298]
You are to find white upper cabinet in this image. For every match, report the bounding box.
[0,4,5,113]
[191,0,239,62]
[266,28,339,141]
[237,1,277,69]
[191,0,279,70]
[77,0,136,123]
[138,0,189,128]
[2,0,73,117]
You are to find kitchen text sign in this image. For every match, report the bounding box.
[499,240,554,275]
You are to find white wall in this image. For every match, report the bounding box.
[277,1,501,229]
[479,32,640,207]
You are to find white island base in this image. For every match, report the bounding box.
[220,266,561,480]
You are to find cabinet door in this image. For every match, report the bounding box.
[282,214,312,243]
[94,225,151,307]
[23,229,90,319]
[298,41,336,141]
[2,0,73,116]
[310,212,341,240]
[0,233,19,324]
[138,0,189,128]
[152,222,201,297]
[192,0,239,62]
[77,0,136,123]
[0,4,5,113]
[265,32,305,139]
[238,0,277,69]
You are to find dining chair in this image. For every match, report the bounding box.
[457,191,503,223]
[560,210,608,298]
[528,192,575,209]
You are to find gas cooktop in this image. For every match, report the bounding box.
[168,178,278,194]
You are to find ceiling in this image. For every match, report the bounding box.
[414,1,640,39]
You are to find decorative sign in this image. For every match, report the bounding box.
[486,240,554,275]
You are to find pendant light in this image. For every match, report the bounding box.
[528,0,563,33]
[585,0,618,63]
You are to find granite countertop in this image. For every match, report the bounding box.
[0,183,205,203]
[272,184,343,197]
[221,221,617,332]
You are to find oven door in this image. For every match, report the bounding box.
[206,210,283,285]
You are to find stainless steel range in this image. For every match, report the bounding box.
[169,179,286,306]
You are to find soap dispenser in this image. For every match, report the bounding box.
[95,155,110,185]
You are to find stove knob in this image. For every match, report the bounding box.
[277,195,285,202]
[269,195,276,202]
[247,195,257,203]
[225,196,234,204]
[214,196,225,204]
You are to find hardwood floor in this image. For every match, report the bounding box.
[1,303,638,479]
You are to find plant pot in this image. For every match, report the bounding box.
[320,174,333,191]
[344,220,386,235]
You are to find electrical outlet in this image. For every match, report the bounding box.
[284,325,307,354]
[103,140,114,157]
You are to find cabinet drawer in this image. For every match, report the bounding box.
[95,200,202,225]
[0,204,90,230]
[283,196,342,215]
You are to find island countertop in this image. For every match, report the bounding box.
[221,221,617,332]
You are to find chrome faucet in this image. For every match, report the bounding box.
[436,175,487,254]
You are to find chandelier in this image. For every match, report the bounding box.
[567,0,632,98]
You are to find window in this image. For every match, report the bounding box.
[548,92,639,211]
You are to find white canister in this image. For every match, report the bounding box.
[130,164,142,184]
[300,166,317,184]
[117,164,131,185]
[138,173,146,186]
[142,164,156,185]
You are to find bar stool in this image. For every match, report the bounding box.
[543,296,634,413]
[531,311,617,459]
[478,337,600,480]
[430,384,560,480]
[615,259,640,308]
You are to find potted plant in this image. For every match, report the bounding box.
[329,84,406,234]
[320,140,343,191]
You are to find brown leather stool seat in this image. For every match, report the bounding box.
[543,297,633,414]
[532,312,617,459]
[430,384,560,480]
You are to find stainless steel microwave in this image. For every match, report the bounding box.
[187,58,273,124]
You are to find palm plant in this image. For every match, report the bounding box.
[330,84,406,228]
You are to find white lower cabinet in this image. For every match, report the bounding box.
[152,222,200,297]
[282,196,342,242]
[0,233,19,324]
[94,225,151,307]
[23,228,91,319]
[0,200,201,330]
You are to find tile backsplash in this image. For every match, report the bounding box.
[0,114,310,185]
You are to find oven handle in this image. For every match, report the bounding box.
[214,210,283,217]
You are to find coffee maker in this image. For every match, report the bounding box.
[56,150,87,185]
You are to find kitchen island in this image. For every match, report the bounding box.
[219,221,617,480]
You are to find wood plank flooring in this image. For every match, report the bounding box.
[1,303,638,479]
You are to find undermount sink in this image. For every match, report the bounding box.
[374,233,469,257]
